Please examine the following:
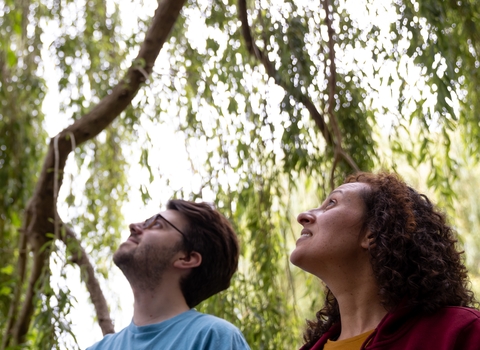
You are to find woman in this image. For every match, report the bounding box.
[291,172,480,350]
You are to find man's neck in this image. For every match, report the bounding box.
[131,283,190,326]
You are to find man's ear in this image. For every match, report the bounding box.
[173,251,202,269]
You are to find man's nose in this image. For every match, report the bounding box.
[129,222,143,235]
[297,211,316,226]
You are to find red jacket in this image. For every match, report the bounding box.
[303,306,480,349]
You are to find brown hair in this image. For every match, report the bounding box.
[303,172,478,348]
[167,199,239,308]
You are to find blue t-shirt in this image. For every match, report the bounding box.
[86,309,250,350]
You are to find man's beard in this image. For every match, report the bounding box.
[113,241,182,291]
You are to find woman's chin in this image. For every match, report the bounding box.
[289,248,303,267]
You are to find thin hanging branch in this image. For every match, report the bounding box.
[322,0,360,189]
[238,0,359,182]
[3,0,187,347]
[62,226,114,336]
[323,0,342,147]
[238,0,333,146]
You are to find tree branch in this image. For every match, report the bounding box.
[238,0,333,145]
[238,0,360,180]
[12,247,49,344]
[323,0,341,146]
[1,231,27,350]
[322,0,360,185]
[6,0,187,346]
[62,226,115,336]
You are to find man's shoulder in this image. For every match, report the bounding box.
[86,326,129,350]
[86,310,250,350]
[182,311,250,349]
[187,310,243,331]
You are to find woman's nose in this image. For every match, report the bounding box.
[297,211,316,226]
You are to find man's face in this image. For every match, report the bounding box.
[113,210,188,290]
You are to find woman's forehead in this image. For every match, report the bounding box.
[334,182,370,194]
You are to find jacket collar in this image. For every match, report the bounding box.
[302,301,419,350]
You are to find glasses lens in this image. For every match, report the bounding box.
[142,215,186,242]
[143,215,157,229]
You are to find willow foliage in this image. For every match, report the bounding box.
[0,0,479,349]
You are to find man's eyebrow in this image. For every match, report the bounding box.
[158,215,171,224]
[155,214,170,224]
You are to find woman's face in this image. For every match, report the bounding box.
[290,182,371,278]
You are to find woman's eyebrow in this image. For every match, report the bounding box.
[329,189,344,196]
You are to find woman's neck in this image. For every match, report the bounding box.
[320,259,386,340]
[331,276,387,340]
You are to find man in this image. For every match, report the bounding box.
[87,199,250,350]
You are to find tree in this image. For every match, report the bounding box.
[0,0,479,349]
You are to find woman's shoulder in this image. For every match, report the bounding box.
[405,305,480,331]
[367,305,480,349]
[433,306,480,320]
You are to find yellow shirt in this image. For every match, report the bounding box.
[323,329,374,350]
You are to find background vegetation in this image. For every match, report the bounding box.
[1,0,479,348]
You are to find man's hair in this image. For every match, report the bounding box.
[303,172,478,348]
[167,199,239,308]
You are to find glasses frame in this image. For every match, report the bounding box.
[143,213,190,247]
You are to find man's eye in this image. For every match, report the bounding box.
[151,220,162,227]
[144,217,160,228]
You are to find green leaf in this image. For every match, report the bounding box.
[0,265,14,275]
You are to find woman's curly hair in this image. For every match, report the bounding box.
[303,172,478,348]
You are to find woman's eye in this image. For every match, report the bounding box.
[327,199,336,206]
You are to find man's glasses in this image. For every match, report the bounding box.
[143,214,189,246]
